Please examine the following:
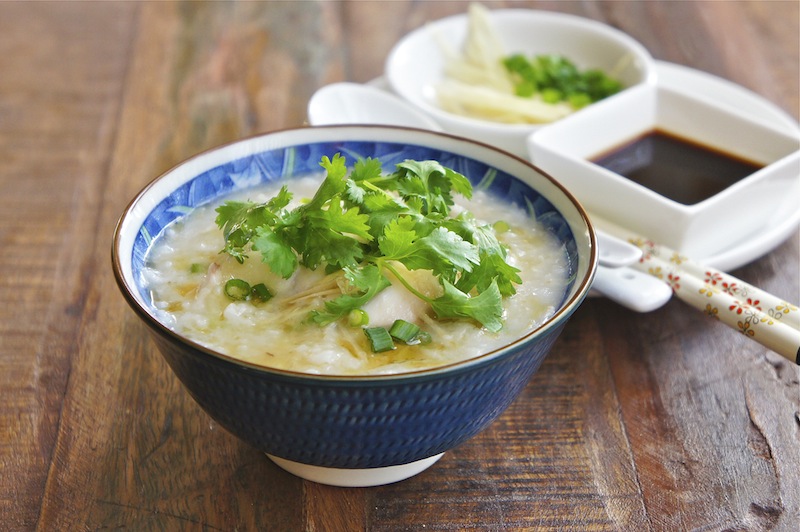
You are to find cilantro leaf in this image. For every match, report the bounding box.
[315,200,372,241]
[444,214,522,296]
[349,157,383,182]
[297,225,365,271]
[401,227,479,277]
[215,201,277,263]
[305,154,348,211]
[266,185,293,211]
[295,200,372,270]
[215,200,253,238]
[215,201,275,240]
[344,179,367,204]
[430,280,504,332]
[456,251,521,297]
[444,213,505,255]
[443,167,473,199]
[393,160,472,216]
[251,227,297,278]
[377,217,418,260]
[361,196,408,240]
[309,265,391,325]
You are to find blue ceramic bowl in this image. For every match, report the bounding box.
[112,126,597,486]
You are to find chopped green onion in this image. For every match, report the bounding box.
[540,88,562,104]
[347,309,369,327]
[514,80,536,98]
[364,327,395,353]
[250,283,273,304]
[502,53,622,107]
[493,220,510,234]
[567,92,592,109]
[389,319,432,345]
[389,319,422,344]
[415,330,432,345]
[190,263,207,274]
[224,278,251,300]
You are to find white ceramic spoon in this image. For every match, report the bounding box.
[596,230,641,267]
[594,264,672,312]
[307,83,673,312]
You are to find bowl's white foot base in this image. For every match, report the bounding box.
[267,453,445,487]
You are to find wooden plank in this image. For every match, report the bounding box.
[0,1,137,528]
[31,1,322,529]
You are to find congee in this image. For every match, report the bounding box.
[143,154,569,375]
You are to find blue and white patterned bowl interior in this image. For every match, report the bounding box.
[130,140,581,306]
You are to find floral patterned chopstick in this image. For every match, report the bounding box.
[592,220,799,364]
[628,239,799,364]
[625,242,800,365]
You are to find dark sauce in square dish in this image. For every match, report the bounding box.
[592,129,764,205]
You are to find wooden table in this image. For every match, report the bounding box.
[2,1,798,530]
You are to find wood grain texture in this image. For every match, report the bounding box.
[1,1,797,530]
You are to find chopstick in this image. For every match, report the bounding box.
[594,222,800,365]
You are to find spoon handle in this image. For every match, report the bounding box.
[592,265,672,313]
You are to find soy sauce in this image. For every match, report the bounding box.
[592,130,764,205]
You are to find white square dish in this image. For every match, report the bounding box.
[528,82,800,258]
